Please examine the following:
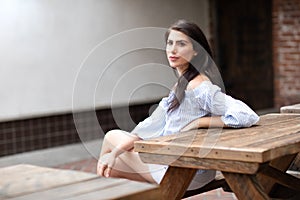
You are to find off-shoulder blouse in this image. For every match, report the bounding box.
[132,81,259,139]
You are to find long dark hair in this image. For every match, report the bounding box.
[165,19,224,112]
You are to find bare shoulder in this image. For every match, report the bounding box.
[187,74,210,90]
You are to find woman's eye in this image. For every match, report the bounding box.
[167,40,173,46]
[178,41,186,47]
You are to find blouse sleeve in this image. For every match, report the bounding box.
[131,99,167,139]
[196,81,260,128]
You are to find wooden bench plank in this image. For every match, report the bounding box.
[8,178,127,200]
[280,104,300,172]
[10,178,159,200]
[0,164,97,198]
[280,103,300,113]
[1,165,159,200]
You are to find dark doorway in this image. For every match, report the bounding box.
[214,0,273,110]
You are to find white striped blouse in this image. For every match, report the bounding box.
[132,81,259,139]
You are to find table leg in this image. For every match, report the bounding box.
[159,166,197,200]
[258,153,297,195]
[222,172,271,200]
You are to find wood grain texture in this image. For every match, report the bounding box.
[139,153,260,174]
[0,164,97,198]
[260,165,300,191]
[133,114,300,200]
[135,114,300,163]
[159,166,197,200]
[258,153,297,194]
[222,172,271,200]
[0,165,159,200]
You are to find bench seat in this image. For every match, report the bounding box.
[0,164,159,200]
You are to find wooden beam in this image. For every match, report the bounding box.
[260,165,300,191]
[222,172,271,200]
[159,166,197,200]
[139,153,260,174]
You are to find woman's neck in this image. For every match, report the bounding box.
[176,64,189,76]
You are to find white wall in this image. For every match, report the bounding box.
[0,0,209,121]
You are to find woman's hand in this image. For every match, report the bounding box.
[97,152,117,177]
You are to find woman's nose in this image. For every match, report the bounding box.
[170,44,177,53]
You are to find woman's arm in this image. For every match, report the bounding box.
[181,116,227,132]
[195,81,259,128]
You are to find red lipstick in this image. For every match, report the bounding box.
[169,56,179,61]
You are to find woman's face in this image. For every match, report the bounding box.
[166,30,197,74]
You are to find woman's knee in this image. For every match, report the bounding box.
[105,129,125,139]
[105,129,137,141]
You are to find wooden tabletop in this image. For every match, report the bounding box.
[135,114,300,172]
[0,164,159,200]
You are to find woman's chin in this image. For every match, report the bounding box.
[169,64,177,69]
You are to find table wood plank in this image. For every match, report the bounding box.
[139,152,260,174]
[135,114,300,163]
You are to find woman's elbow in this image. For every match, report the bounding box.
[223,113,260,128]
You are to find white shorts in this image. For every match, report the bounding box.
[148,164,216,191]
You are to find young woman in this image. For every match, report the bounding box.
[97,19,259,190]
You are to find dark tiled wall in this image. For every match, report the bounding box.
[0,102,157,157]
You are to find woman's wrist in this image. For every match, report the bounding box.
[111,146,124,157]
[197,116,226,128]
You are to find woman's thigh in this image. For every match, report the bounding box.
[111,151,157,183]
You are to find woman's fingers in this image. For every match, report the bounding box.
[105,166,112,177]
[97,152,116,177]
[97,159,107,176]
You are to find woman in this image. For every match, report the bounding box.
[97,20,259,190]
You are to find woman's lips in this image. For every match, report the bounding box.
[169,56,179,61]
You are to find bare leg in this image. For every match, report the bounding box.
[99,129,156,183]
[109,151,157,183]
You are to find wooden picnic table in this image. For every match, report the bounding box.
[0,164,159,200]
[134,113,300,200]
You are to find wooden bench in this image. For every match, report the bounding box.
[0,164,159,200]
[280,103,300,114]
